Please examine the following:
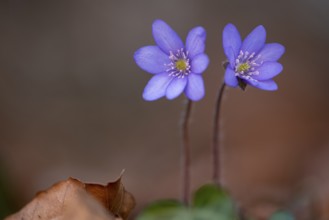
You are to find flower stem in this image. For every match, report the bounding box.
[181,99,193,205]
[212,82,226,185]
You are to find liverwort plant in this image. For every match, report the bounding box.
[134,19,209,204]
[135,21,291,220]
[212,24,285,184]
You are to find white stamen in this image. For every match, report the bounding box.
[234,50,262,80]
[165,48,191,78]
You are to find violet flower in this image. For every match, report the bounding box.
[223,23,285,90]
[134,19,209,101]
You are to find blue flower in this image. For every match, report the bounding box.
[222,23,285,91]
[134,20,209,101]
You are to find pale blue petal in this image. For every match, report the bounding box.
[257,43,285,62]
[134,46,170,74]
[186,26,206,58]
[241,25,266,54]
[185,74,205,101]
[191,54,209,74]
[152,19,184,54]
[224,67,238,87]
[143,73,173,101]
[166,77,187,100]
[226,48,237,69]
[247,79,278,91]
[223,23,242,67]
[253,62,283,80]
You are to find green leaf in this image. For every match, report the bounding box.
[137,185,240,220]
[192,184,237,219]
[191,209,233,220]
[136,200,187,220]
[268,211,295,220]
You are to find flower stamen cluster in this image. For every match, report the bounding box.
[166,49,191,79]
[235,50,262,81]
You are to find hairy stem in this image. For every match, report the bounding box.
[212,83,226,184]
[181,99,193,205]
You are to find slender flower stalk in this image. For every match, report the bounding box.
[134,20,209,204]
[212,24,285,185]
[181,99,193,204]
[212,82,226,184]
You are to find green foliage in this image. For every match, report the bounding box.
[268,211,295,220]
[136,200,185,220]
[137,184,238,220]
[193,184,237,219]
[136,200,220,220]
[137,183,296,220]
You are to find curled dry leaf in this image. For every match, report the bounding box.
[5,176,135,220]
[85,175,136,220]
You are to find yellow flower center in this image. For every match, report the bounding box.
[166,49,191,78]
[237,63,250,73]
[175,59,188,71]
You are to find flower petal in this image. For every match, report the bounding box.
[185,74,205,101]
[258,43,285,62]
[223,23,242,67]
[186,26,206,58]
[225,48,237,69]
[143,73,173,101]
[241,25,266,54]
[152,19,184,54]
[166,77,187,100]
[134,46,170,74]
[191,54,209,74]
[253,62,283,80]
[247,79,278,91]
[224,67,238,87]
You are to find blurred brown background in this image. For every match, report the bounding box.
[0,0,329,219]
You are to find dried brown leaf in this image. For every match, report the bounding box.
[85,175,136,220]
[5,176,135,220]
